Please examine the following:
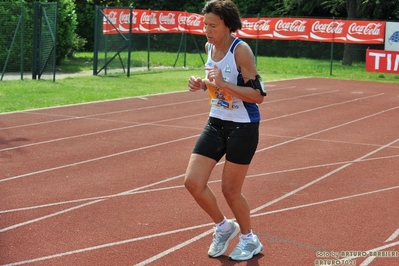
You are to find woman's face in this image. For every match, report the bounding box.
[203,12,230,44]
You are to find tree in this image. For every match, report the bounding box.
[342,0,357,65]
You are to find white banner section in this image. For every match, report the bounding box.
[385,22,399,51]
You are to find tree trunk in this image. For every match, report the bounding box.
[342,0,358,66]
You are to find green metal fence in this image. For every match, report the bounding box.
[32,1,57,81]
[93,6,205,77]
[0,1,28,80]
[0,1,57,81]
[93,7,388,78]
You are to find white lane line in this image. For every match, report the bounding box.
[0,97,206,130]
[4,185,397,266]
[1,86,398,264]
[135,229,214,266]
[0,112,206,153]
[251,186,399,218]
[134,136,399,265]
[261,93,385,121]
[386,228,399,243]
[341,240,399,262]
[251,136,399,213]
[359,228,399,265]
[247,154,399,179]
[2,105,398,232]
[0,200,103,233]
[0,223,214,266]
[0,172,186,232]
[257,106,399,154]
[0,84,318,131]
[1,90,381,153]
[2,93,392,184]
[2,153,398,214]
[0,135,197,183]
[263,89,339,103]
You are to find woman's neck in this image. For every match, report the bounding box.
[213,35,234,58]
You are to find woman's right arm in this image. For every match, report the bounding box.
[187,42,209,92]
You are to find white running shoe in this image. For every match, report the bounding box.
[228,234,263,261]
[208,220,240,257]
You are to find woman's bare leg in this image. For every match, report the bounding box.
[184,153,224,223]
[221,160,251,234]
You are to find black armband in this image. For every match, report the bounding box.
[244,75,267,96]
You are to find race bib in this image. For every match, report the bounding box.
[204,80,233,110]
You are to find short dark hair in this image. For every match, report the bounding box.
[202,0,242,33]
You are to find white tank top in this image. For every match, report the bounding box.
[205,38,260,123]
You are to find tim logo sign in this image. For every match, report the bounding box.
[366,49,399,74]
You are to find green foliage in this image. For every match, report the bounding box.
[2,0,398,73]
[0,0,78,70]
[84,0,134,6]
[50,0,78,63]
[321,0,346,16]
[360,0,399,19]
[75,2,96,51]
[0,1,34,71]
[278,0,399,19]
[276,0,334,17]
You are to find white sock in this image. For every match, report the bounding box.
[241,230,255,241]
[216,217,230,231]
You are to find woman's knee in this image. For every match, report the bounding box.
[221,184,240,202]
[184,175,202,195]
[184,154,215,194]
[184,176,194,190]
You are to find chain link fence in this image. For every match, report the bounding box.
[1,1,30,80]
[0,1,57,81]
[93,7,206,76]
[32,2,57,81]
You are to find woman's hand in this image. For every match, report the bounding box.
[188,76,205,92]
[204,65,226,89]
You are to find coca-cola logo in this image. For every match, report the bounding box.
[119,11,137,24]
[104,11,117,24]
[312,21,344,34]
[178,14,202,26]
[141,12,157,25]
[242,20,271,31]
[348,23,382,35]
[275,19,306,32]
[159,13,175,25]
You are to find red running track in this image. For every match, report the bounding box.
[1,78,399,266]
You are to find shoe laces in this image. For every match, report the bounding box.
[212,228,225,245]
[236,237,251,250]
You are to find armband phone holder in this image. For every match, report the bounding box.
[244,75,267,96]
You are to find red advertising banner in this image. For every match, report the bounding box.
[102,8,385,44]
[237,18,309,40]
[366,49,399,74]
[310,19,384,44]
[102,9,204,35]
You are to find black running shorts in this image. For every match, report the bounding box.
[192,117,259,165]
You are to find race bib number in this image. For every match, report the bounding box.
[204,80,233,110]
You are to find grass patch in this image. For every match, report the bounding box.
[0,69,199,113]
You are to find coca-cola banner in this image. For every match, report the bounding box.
[239,18,385,43]
[103,8,385,44]
[103,9,203,35]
